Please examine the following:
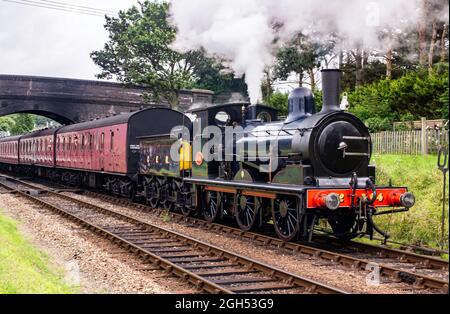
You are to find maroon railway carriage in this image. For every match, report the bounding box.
[0,135,20,165]
[20,128,58,168]
[0,108,190,198]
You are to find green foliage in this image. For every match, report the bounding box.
[0,212,75,293]
[372,155,449,250]
[348,65,449,130]
[266,92,289,116]
[313,89,323,112]
[0,116,15,132]
[91,1,198,108]
[193,57,248,96]
[365,117,393,133]
[274,34,334,86]
[91,1,245,108]
[439,75,449,120]
[10,114,35,135]
[0,114,35,136]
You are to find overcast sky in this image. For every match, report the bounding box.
[0,0,139,80]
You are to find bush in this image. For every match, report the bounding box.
[348,65,449,131]
[266,92,289,117]
[365,117,393,133]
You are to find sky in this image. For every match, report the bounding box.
[0,0,138,80]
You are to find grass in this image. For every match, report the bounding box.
[0,210,75,294]
[371,154,449,250]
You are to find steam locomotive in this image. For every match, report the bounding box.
[0,70,415,241]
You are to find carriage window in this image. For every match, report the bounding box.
[81,135,85,150]
[110,131,114,151]
[89,134,93,150]
[100,132,105,149]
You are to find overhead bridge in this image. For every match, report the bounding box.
[0,74,213,124]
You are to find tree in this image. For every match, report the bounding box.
[0,116,15,133]
[10,114,35,135]
[192,56,248,97]
[266,92,289,116]
[91,1,216,110]
[274,34,334,90]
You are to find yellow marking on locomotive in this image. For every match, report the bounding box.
[377,193,384,202]
[339,193,345,203]
[179,141,192,171]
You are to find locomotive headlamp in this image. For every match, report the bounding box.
[325,193,341,210]
[400,192,415,208]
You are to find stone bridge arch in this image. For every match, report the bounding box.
[0,74,213,124]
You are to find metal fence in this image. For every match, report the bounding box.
[371,129,449,155]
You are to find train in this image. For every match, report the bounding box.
[0,70,415,242]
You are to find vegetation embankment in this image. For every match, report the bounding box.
[372,154,449,251]
[0,210,75,293]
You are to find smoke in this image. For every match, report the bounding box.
[169,0,441,104]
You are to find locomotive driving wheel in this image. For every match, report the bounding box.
[272,196,300,241]
[148,196,160,208]
[147,180,160,208]
[161,199,174,211]
[203,190,221,222]
[235,195,261,231]
[180,205,192,217]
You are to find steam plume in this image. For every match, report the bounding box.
[170,0,444,104]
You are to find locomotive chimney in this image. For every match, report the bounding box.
[320,69,342,113]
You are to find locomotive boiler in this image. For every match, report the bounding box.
[236,69,373,183]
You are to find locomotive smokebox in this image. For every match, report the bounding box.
[321,69,342,113]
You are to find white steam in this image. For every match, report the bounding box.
[170,0,438,104]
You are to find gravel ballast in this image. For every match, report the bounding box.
[0,193,194,294]
[0,185,434,294]
[61,192,428,294]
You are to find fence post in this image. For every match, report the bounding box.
[421,117,427,155]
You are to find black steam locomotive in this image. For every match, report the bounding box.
[0,70,415,242]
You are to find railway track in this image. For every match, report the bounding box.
[77,188,449,293]
[1,174,448,293]
[0,176,345,294]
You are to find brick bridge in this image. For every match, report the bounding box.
[0,74,214,124]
